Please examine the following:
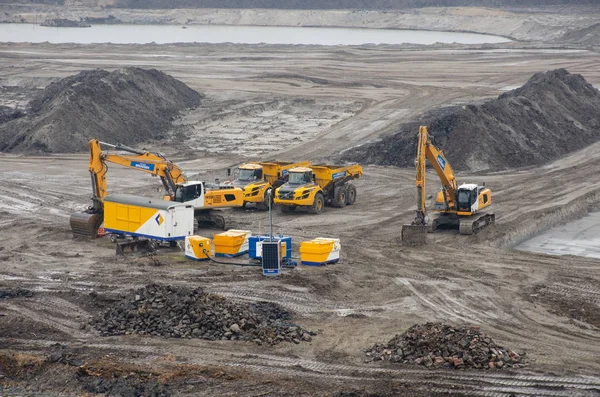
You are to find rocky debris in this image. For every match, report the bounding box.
[40,18,91,28]
[344,69,600,171]
[0,288,34,299]
[90,284,314,345]
[365,323,526,370]
[0,68,203,153]
[46,343,84,367]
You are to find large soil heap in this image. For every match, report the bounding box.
[344,69,600,171]
[0,67,202,153]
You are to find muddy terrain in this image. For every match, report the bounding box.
[1,5,600,397]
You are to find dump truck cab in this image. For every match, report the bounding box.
[232,161,310,209]
[274,164,362,214]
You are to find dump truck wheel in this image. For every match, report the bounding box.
[346,184,357,205]
[332,186,347,208]
[257,188,273,211]
[309,192,325,214]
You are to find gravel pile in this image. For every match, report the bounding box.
[0,288,34,299]
[366,323,526,370]
[91,284,314,345]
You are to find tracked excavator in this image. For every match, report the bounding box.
[401,126,495,246]
[70,140,244,239]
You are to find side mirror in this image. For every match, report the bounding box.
[427,195,433,200]
[227,168,231,177]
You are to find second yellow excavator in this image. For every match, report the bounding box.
[401,126,495,245]
[70,140,243,239]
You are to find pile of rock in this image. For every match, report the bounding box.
[366,323,526,370]
[90,284,314,345]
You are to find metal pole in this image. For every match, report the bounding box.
[268,190,273,241]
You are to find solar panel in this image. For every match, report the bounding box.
[262,241,281,276]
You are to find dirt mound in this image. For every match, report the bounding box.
[0,68,202,153]
[365,322,526,370]
[344,69,600,171]
[558,23,600,46]
[90,284,314,345]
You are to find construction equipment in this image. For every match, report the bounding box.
[231,161,311,209]
[274,164,362,214]
[70,139,243,239]
[401,126,494,246]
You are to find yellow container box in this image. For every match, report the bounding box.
[213,229,252,257]
[299,238,341,266]
[185,235,212,261]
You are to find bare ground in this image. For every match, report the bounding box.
[1,15,600,396]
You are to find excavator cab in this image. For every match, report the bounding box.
[456,185,478,213]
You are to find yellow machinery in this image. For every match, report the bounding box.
[231,161,310,209]
[185,235,212,261]
[274,164,362,214]
[401,126,494,245]
[213,229,252,257]
[299,238,341,266]
[70,140,244,239]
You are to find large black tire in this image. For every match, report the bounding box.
[332,186,347,208]
[280,205,296,214]
[346,183,357,205]
[308,192,325,214]
[256,188,273,211]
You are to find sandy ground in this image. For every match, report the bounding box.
[1,8,600,396]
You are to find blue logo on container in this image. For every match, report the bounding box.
[131,161,155,171]
[332,171,347,179]
[437,155,446,171]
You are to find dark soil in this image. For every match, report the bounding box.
[0,106,24,124]
[0,67,202,153]
[366,322,527,370]
[0,288,33,299]
[343,69,600,171]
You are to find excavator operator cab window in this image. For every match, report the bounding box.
[238,169,262,182]
[175,184,203,203]
[457,189,474,211]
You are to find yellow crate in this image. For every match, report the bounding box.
[299,238,340,266]
[213,229,251,257]
[185,235,212,261]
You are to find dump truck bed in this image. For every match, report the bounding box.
[258,161,311,184]
[311,164,363,188]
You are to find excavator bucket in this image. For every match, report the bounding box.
[401,224,428,246]
[70,212,104,239]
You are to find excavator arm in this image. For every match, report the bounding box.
[71,139,188,239]
[423,128,457,210]
[402,125,458,245]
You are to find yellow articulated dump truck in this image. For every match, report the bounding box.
[231,161,310,210]
[274,164,362,214]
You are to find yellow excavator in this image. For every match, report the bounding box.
[401,126,495,245]
[70,140,244,239]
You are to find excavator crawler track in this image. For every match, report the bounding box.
[459,212,495,235]
[70,212,103,239]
